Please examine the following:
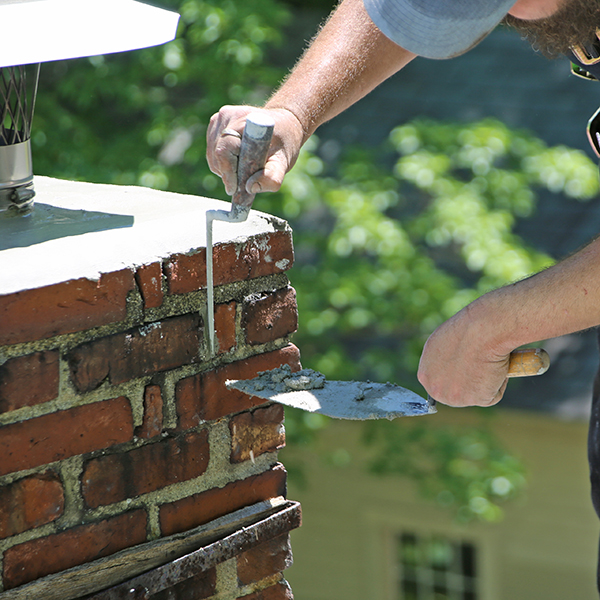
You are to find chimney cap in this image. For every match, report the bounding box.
[0,0,180,68]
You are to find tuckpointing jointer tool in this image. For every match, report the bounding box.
[206,112,275,356]
[205,116,551,418]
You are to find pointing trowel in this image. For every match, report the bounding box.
[227,348,550,420]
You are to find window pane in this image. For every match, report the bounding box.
[401,577,419,600]
[397,532,478,600]
[461,543,477,579]
[429,538,454,571]
[400,533,420,566]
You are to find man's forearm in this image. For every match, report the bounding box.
[418,236,600,407]
[207,0,414,194]
[481,236,600,352]
[265,0,416,142]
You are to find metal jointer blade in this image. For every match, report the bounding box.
[206,113,275,355]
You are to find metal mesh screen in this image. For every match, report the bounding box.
[0,65,39,147]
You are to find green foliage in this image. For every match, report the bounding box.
[31,0,600,524]
[363,418,526,523]
[263,119,598,388]
[33,0,288,193]
[269,120,598,522]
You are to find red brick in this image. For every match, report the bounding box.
[213,231,294,287]
[135,262,163,309]
[68,314,202,393]
[215,301,237,354]
[82,429,209,508]
[2,509,147,589]
[230,404,285,464]
[242,581,294,600]
[0,270,134,346]
[136,384,164,439]
[165,231,294,296]
[175,345,301,428]
[159,464,287,536]
[165,250,206,295]
[0,397,134,477]
[237,534,293,586]
[151,568,216,600]
[0,351,59,414]
[0,471,64,540]
[244,288,298,345]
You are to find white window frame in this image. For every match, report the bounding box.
[396,530,478,599]
[361,504,500,600]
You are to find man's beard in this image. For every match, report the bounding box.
[503,0,600,58]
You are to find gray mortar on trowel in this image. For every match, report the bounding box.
[227,364,435,420]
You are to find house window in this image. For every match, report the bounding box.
[397,532,478,600]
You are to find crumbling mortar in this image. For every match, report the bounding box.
[203,448,282,491]
[28,336,294,432]
[56,455,85,529]
[0,312,147,362]
[126,280,145,326]
[80,447,280,524]
[0,520,58,567]
[212,274,290,305]
[147,504,161,541]
[82,425,201,466]
[205,420,233,476]
[0,331,295,428]
[0,374,150,428]
[0,273,290,364]
[0,457,85,558]
[187,338,291,379]
[211,560,285,600]
[240,574,286,597]
[1,312,279,425]
[214,558,238,599]
[129,382,146,429]
[0,458,71,488]
[0,448,283,584]
[0,267,145,358]
[0,282,197,361]
[230,338,295,364]
[148,288,206,323]
[234,301,245,353]
[145,371,177,431]
[81,494,149,529]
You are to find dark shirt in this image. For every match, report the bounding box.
[564,45,600,595]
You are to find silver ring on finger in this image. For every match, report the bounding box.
[222,128,242,139]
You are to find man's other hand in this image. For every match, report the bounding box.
[417,300,512,407]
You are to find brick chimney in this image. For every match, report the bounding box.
[0,177,301,599]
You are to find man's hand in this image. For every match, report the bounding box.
[417,300,512,407]
[206,0,414,198]
[206,106,304,197]
[418,235,600,407]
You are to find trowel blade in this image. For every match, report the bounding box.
[226,366,436,420]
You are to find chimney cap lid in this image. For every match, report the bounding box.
[0,0,179,68]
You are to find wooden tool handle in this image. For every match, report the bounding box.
[507,348,550,377]
[232,112,275,211]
